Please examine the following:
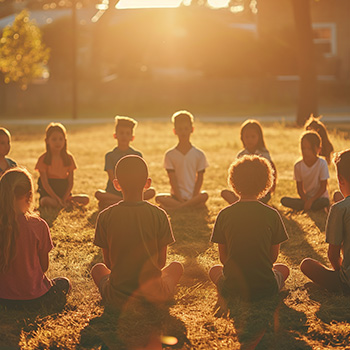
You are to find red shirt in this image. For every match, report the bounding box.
[0,215,53,300]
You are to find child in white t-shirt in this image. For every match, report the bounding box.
[281,131,329,211]
[156,110,209,211]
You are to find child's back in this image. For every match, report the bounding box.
[0,168,70,306]
[92,155,183,309]
[212,200,287,299]
[95,200,174,303]
[210,156,289,302]
[0,214,52,300]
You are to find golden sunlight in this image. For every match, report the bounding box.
[116,0,229,9]
[116,0,183,9]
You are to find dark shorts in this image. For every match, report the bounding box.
[38,178,69,199]
[0,277,71,309]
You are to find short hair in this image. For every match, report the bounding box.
[115,116,138,135]
[0,127,11,139]
[171,110,194,127]
[333,149,350,183]
[240,119,266,150]
[228,155,274,199]
[115,155,148,192]
[301,131,322,153]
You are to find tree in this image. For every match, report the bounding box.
[291,0,318,125]
[0,9,50,90]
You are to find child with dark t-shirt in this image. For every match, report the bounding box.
[91,155,183,310]
[95,116,155,210]
[210,155,289,302]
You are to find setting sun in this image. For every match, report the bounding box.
[116,0,229,9]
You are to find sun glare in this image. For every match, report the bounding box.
[116,0,183,9]
[207,0,229,8]
[116,0,228,9]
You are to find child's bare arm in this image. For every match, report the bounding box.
[304,180,328,210]
[328,244,342,271]
[296,181,307,201]
[158,246,167,269]
[193,170,205,197]
[107,169,115,182]
[167,170,184,201]
[63,171,74,202]
[102,248,112,269]
[270,244,280,263]
[218,243,228,265]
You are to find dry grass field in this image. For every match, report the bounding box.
[1,119,350,349]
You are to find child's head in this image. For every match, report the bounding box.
[240,119,266,152]
[44,122,70,165]
[114,155,149,194]
[228,155,274,199]
[300,131,321,162]
[304,114,334,163]
[333,149,350,187]
[114,116,137,148]
[0,167,34,273]
[0,127,11,158]
[171,110,194,128]
[171,110,194,140]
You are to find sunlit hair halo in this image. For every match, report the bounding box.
[0,167,34,273]
[228,155,274,199]
[240,119,266,150]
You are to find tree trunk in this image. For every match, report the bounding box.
[291,0,318,126]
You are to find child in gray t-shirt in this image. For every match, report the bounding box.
[301,149,350,294]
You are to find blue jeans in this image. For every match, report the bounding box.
[281,197,329,211]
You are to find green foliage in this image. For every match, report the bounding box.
[0,9,50,90]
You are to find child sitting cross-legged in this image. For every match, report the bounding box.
[95,116,155,211]
[210,155,289,302]
[156,110,209,211]
[300,149,350,294]
[91,155,183,310]
[0,168,71,308]
[281,131,330,212]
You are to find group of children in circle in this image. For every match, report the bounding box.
[1,110,349,312]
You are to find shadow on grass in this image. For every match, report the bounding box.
[37,206,61,227]
[300,282,350,348]
[169,206,212,284]
[307,210,327,233]
[79,301,190,350]
[280,212,328,266]
[305,282,350,324]
[0,296,68,349]
[226,293,311,350]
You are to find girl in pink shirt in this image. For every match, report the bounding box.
[0,168,70,307]
[35,122,89,208]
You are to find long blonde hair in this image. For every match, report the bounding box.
[0,168,33,273]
